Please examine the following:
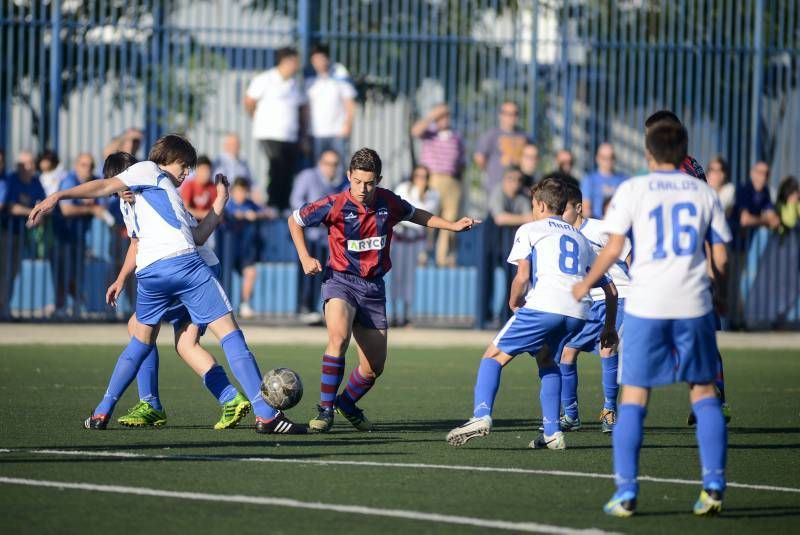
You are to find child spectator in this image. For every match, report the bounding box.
[777,176,800,232]
[225,178,276,319]
[37,150,67,196]
[180,155,216,219]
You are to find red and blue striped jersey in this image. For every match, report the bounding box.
[680,155,707,182]
[293,187,416,278]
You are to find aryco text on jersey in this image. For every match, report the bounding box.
[347,235,387,252]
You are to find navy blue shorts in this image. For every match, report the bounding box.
[321,269,387,330]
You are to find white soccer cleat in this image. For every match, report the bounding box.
[529,431,566,450]
[446,416,492,446]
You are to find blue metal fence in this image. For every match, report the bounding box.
[1,0,799,328]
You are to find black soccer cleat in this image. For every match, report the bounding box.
[255,412,307,434]
[84,414,109,430]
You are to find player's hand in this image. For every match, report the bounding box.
[451,217,481,232]
[120,189,135,204]
[212,174,230,215]
[599,326,619,350]
[106,279,124,308]
[571,281,590,301]
[26,195,59,227]
[300,255,323,276]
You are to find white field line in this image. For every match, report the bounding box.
[0,476,615,535]
[12,448,800,494]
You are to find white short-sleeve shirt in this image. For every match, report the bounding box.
[578,217,632,301]
[305,69,357,138]
[604,171,732,319]
[508,217,605,319]
[246,68,306,142]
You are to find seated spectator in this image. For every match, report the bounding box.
[519,143,539,189]
[735,161,780,232]
[410,103,464,267]
[213,133,253,190]
[488,167,533,227]
[777,176,800,232]
[707,156,736,217]
[581,143,627,218]
[53,153,110,315]
[391,165,440,327]
[290,149,344,322]
[181,155,216,219]
[225,178,277,319]
[0,152,45,318]
[37,150,67,197]
[555,149,574,175]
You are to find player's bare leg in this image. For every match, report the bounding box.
[310,298,356,432]
[333,323,387,431]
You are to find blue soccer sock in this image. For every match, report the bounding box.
[601,355,619,411]
[715,351,726,402]
[220,330,277,420]
[693,396,727,491]
[203,364,239,405]
[136,343,162,411]
[473,359,503,418]
[559,362,578,419]
[539,366,561,435]
[94,338,155,417]
[613,403,647,495]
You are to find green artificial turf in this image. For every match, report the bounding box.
[1,344,798,534]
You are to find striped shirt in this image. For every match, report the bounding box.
[419,126,464,177]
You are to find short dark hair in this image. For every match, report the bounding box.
[645,109,681,128]
[148,133,197,168]
[311,43,330,57]
[37,149,60,168]
[503,165,523,179]
[232,177,251,190]
[276,47,298,65]
[778,176,799,206]
[542,171,580,191]
[349,147,382,177]
[103,151,138,178]
[645,122,688,167]
[533,177,568,214]
[709,155,729,178]
[196,155,212,168]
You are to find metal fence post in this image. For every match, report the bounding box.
[298,0,311,68]
[529,0,539,142]
[750,0,765,166]
[49,0,62,153]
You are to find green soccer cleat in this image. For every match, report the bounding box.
[309,404,335,433]
[117,400,167,427]
[603,491,637,517]
[335,401,374,432]
[599,408,616,434]
[214,392,251,430]
[559,414,582,432]
[693,488,723,516]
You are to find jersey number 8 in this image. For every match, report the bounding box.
[558,235,580,275]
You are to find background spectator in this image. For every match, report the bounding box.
[391,165,440,327]
[244,47,306,210]
[707,156,736,217]
[181,155,217,219]
[735,161,781,232]
[555,149,574,175]
[777,176,799,232]
[103,127,144,159]
[290,149,344,322]
[0,149,6,210]
[519,143,539,189]
[225,178,276,319]
[37,150,67,196]
[581,143,627,218]
[474,101,530,192]
[213,133,253,191]
[410,103,464,267]
[305,43,356,162]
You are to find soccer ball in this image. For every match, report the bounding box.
[260,368,303,410]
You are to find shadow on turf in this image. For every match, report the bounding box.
[635,506,800,519]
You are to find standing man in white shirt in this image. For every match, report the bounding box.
[244,47,307,210]
[305,43,357,163]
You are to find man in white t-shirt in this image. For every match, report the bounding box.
[305,43,356,163]
[573,122,732,518]
[244,47,307,210]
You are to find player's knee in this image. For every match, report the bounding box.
[328,333,350,354]
[127,315,137,337]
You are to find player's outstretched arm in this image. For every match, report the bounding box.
[508,258,531,313]
[572,233,625,300]
[599,281,619,349]
[287,215,322,275]
[409,209,480,232]
[27,177,127,227]
[193,174,229,245]
[107,239,138,307]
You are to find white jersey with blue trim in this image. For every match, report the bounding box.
[604,170,732,319]
[117,161,198,271]
[508,216,605,320]
[579,217,632,300]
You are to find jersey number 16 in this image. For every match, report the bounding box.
[649,202,699,259]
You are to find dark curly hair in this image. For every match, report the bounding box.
[348,147,382,177]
